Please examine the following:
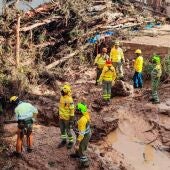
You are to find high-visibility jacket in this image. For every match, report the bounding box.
[77,112,91,142]
[99,65,116,82]
[110,47,124,63]
[134,56,143,73]
[151,64,162,79]
[59,95,74,120]
[94,54,109,69]
[15,102,38,121]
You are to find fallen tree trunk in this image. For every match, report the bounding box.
[46,44,89,70]
[21,16,62,32]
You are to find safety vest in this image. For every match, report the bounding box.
[110,47,124,62]
[151,64,162,79]
[77,112,91,142]
[94,54,108,69]
[134,56,143,73]
[59,95,74,120]
[99,65,116,81]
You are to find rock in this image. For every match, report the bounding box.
[166,99,170,106]
[111,80,133,97]
[158,103,170,116]
[103,117,116,123]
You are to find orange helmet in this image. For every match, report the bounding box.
[106,60,112,66]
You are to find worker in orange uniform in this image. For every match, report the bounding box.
[110,41,125,79]
[94,48,109,85]
[70,102,91,168]
[58,83,75,149]
[10,96,38,158]
[133,49,144,88]
[98,60,116,102]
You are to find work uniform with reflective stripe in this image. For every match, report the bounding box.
[59,95,74,142]
[15,102,38,154]
[94,54,109,84]
[151,64,162,102]
[77,112,91,165]
[133,56,144,88]
[110,47,124,78]
[99,65,116,100]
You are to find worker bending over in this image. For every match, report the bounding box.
[110,41,125,79]
[133,49,144,88]
[58,83,75,149]
[150,55,162,104]
[94,48,109,85]
[10,96,38,158]
[98,60,116,102]
[71,102,91,168]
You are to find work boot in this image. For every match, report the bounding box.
[70,153,80,158]
[67,142,74,149]
[57,140,66,148]
[152,101,160,104]
[12,151,22,158]
[149,98,155,102]
[27,148,33,153]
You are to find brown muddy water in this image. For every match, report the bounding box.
[107,128,170,170]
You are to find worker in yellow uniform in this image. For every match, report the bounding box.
[58,83,75,149]
[10,96,38,158]
[110,41,125,79]
[98,60,116,102]
[70,102,91,168]
[94,48,109,85]
[133,49,144,88]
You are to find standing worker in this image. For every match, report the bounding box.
[150,55,162,104]
[133,49,144,88]
[10,96,38,158]
[94,48,109,85]
[98,60,116,102]
[71,102,91,168]
[110,41,125,79]
[58,83,75,149]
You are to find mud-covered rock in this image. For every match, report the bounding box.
[158,103,170,116]
[90,118,119,142]
[111,80,133,97]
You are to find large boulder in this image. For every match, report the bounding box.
[111,80,133,97]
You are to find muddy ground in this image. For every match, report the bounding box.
[0,63,170,170]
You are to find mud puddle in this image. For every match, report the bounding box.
[106,124,170,170]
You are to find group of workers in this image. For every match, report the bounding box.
[94,41,162,104]
[7,40,162,168]
[9,83,91,168]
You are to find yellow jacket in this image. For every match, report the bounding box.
[59,95,74,120]
[94,54,109,69]
[99,65,116,82]
[134,56,143,73]
[110,47,124,62]
[77,112,91,142]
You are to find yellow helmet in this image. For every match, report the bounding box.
[61,83,71,93]
[10,96,18,102]
[115,41,120,46]
[135,49,142,54]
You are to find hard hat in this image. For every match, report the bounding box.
[115,41,120,45]
[102,48,107,53]
[10,96,18,102]
[152,55,161,63]
[106,60,112,65]
[135,49,142,54]
[77,102,87,113]
[62,83,71,93]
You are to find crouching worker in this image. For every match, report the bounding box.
[10,96,38,158]
[70,103,91,168]
[98,60,116,102]
[58,83,75,149]
[150,55,162,104]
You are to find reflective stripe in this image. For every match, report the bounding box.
[61,134,67,139]
[80,156,88,162]
[79,125,90,135]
